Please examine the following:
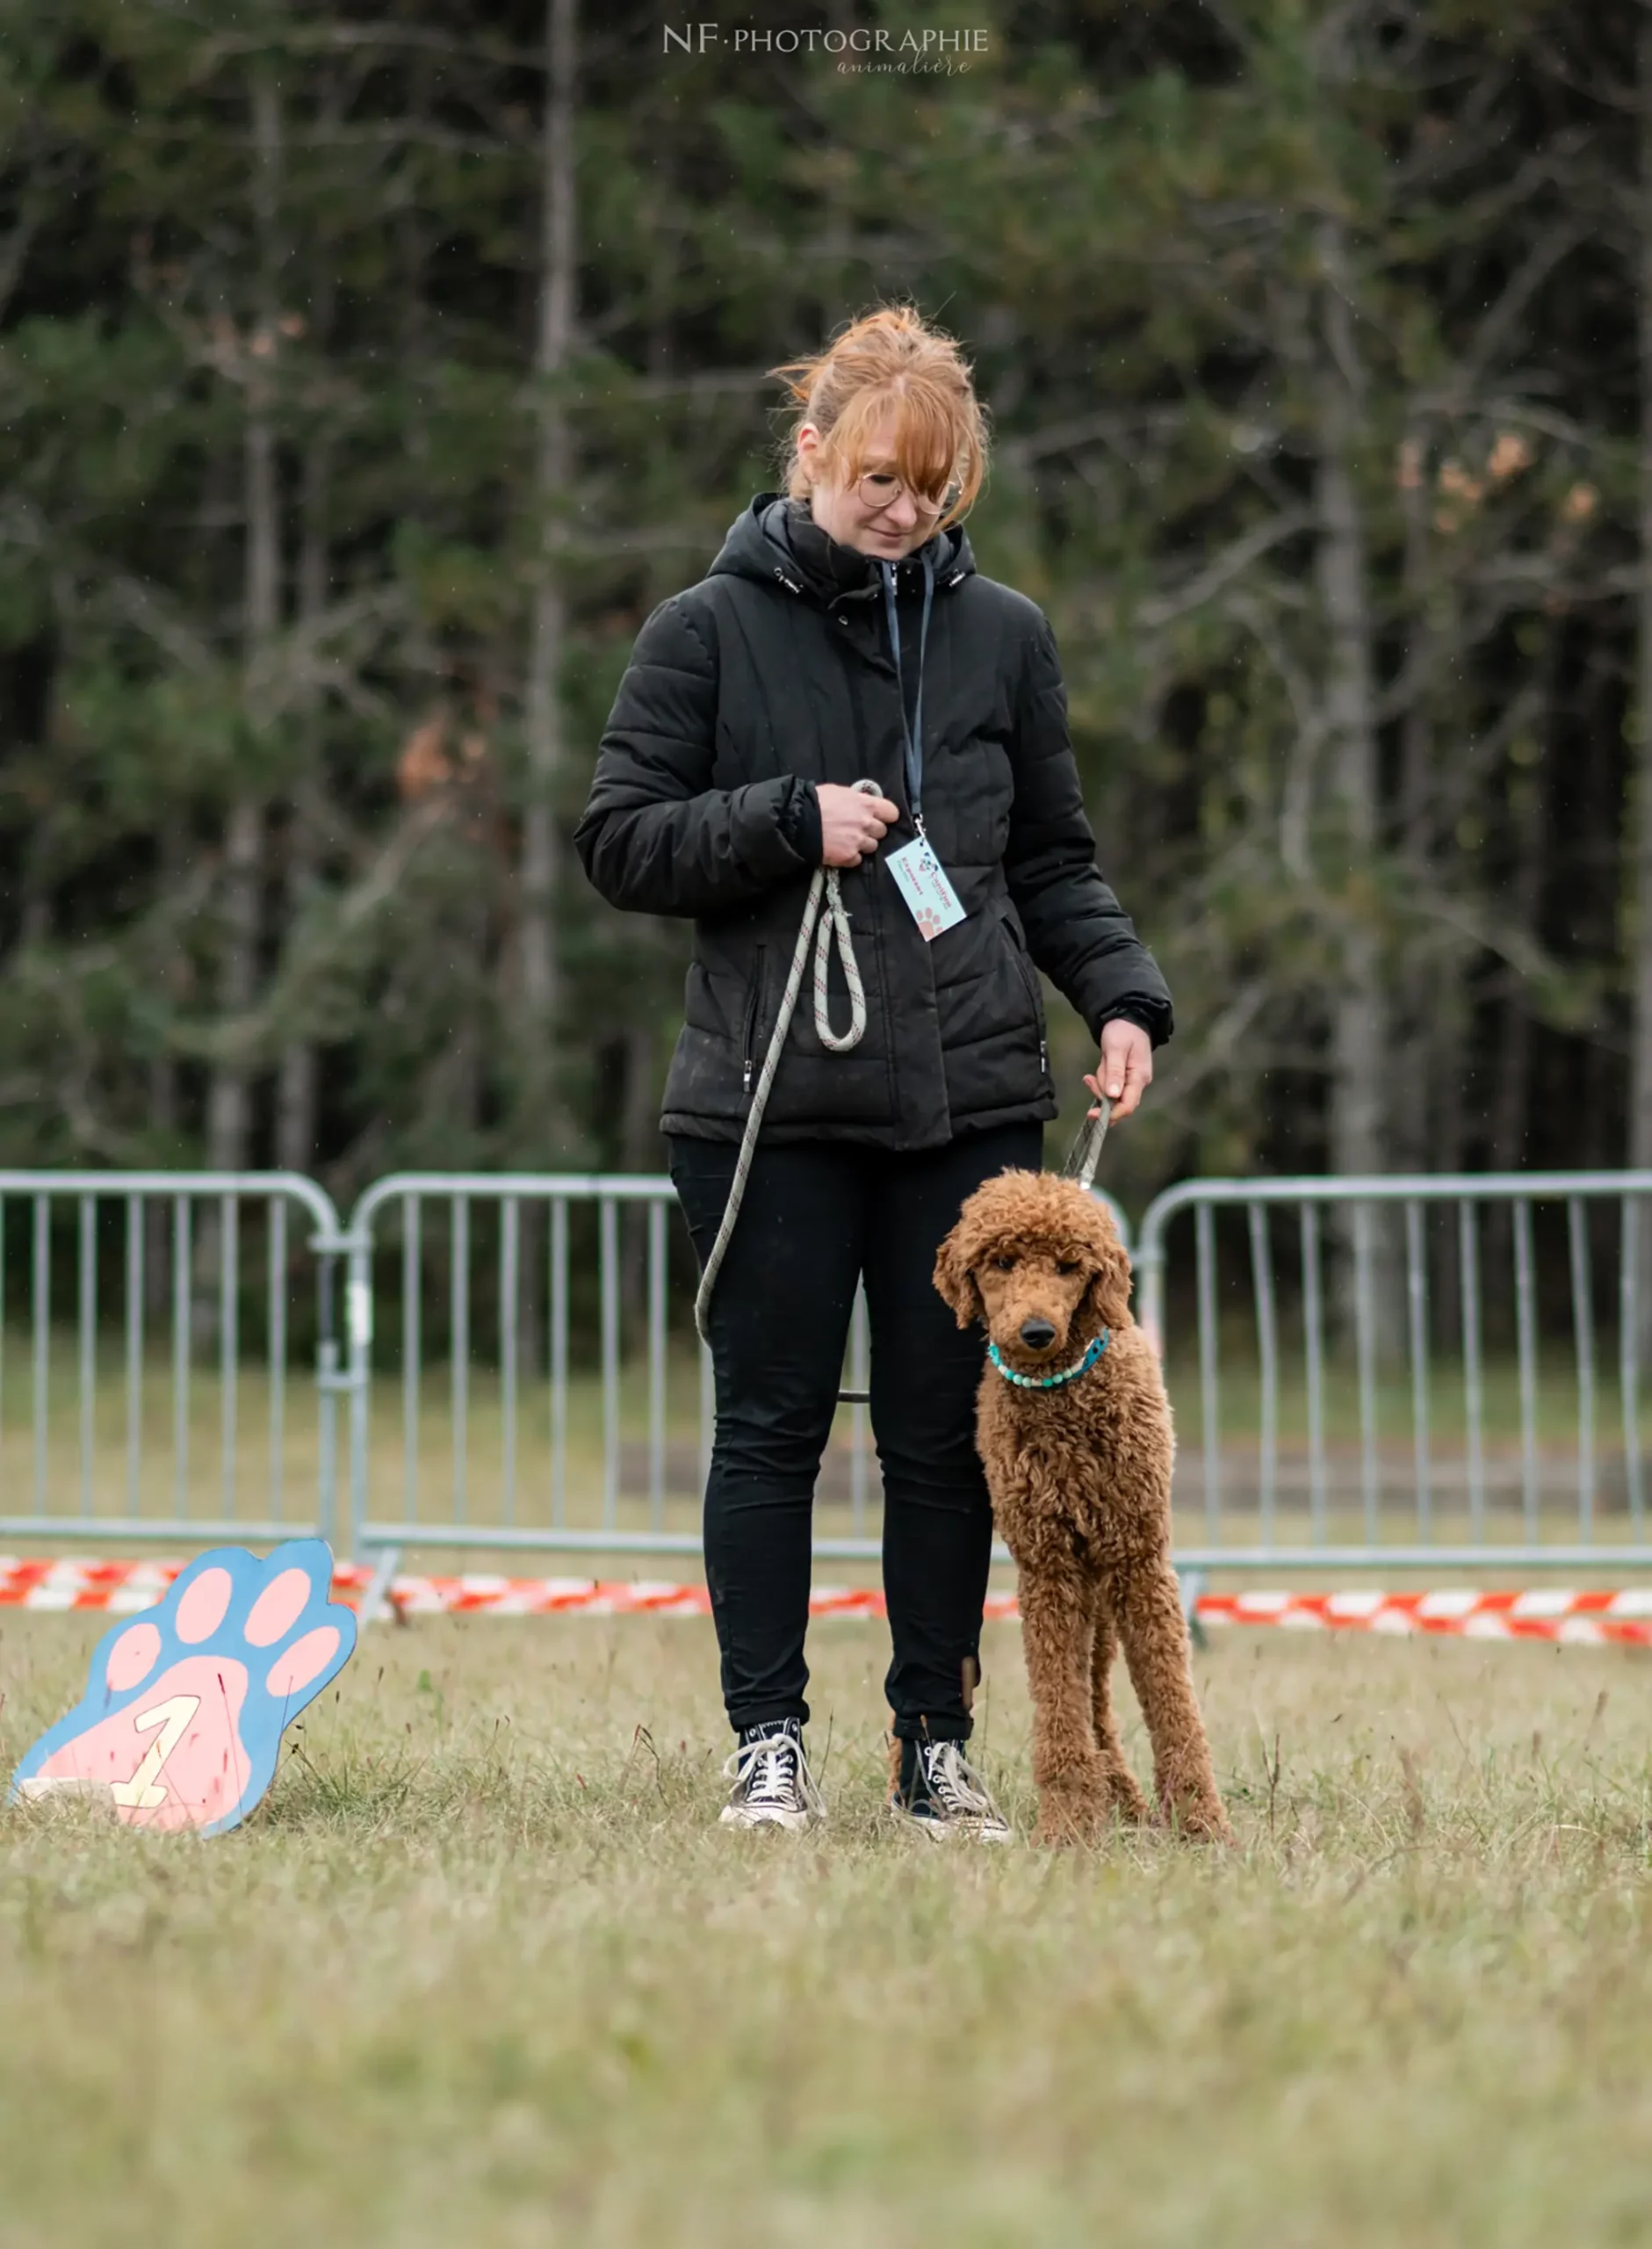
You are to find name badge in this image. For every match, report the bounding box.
[885,834,967,943]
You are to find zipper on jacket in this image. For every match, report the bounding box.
[741,945,767,1097]
[1003,911,1049,1084]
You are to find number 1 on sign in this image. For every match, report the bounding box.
[109,1695,201,1810]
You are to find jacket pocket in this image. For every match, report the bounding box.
[1001,911,1050,1084]
[740,943,768,1097]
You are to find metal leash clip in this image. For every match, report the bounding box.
[1060,1093,1113,1194]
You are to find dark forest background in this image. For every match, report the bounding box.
[4,0,1652,1222]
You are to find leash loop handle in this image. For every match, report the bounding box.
[811,864,866,1052]
[694,779,883,1345]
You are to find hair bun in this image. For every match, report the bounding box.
[766,300,989,532]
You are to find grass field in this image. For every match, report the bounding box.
[2,1615,1650,2246]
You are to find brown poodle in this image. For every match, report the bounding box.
[934,1170,1232,1846]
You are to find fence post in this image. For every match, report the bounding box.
[345,1221,373,1561]
[314,1234,339,1551]
[1135,1204,1166,1362]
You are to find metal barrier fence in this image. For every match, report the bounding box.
[1135,1172,1652,1570]
[0,1173,345,1548]
[341,1172,1135,1570]
[8,1163,1652,1580]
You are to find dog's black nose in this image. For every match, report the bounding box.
[1019,1318,1057,1351]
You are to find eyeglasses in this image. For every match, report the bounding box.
[855,471,962,523]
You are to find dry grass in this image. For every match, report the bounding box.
[1,1614,1650,2247]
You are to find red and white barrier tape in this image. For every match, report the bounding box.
[2,1558,1650,1643]
[1196,1587,1652,1646]
[0,1558,1020,1623]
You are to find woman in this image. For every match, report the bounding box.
[574,305,1172,1838]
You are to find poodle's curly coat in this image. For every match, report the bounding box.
[934,1169,1231,1845]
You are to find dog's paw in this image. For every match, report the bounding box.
[1034,1785,1110,1848]
[1159,1793,1236,1846]
[1101,1765,1151,1826]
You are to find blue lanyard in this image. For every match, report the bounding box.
[880,549,936,833]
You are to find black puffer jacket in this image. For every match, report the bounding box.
[574,494,1172,1151]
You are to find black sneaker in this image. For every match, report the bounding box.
[888,1736,1013,1843]
[719,1718,826,1832]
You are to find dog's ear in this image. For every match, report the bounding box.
[1083,1223,1134,1331]
[933,1219,985,1330]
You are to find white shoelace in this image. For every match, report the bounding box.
[724,1730,826,1819]
[921,1740,1006,1824]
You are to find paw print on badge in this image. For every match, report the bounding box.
[915,906,944,940]
[11,1538,357,1836]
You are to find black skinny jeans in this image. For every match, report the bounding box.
[668,1122,1042,1741]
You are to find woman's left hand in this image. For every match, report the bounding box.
[1084,1021,1153,1123]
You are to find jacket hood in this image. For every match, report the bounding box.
[708,492,977,608]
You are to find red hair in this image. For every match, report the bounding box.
[768,302,989,535]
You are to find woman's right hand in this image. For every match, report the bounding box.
[818,784,902,867]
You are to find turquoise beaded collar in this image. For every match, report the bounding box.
[987,1331,1109,1391]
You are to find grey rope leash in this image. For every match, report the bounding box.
[693,777,884,1347]
[1060,1094,1113,1193]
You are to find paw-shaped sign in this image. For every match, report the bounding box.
[10,1540,356,1835]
